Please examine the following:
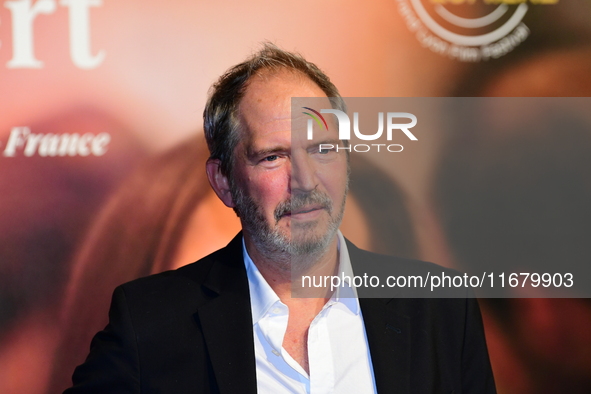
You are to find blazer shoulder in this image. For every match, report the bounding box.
[116,233,245,314]
[124,232,242,287]
[346,239,468,298]
[346,239,460,275]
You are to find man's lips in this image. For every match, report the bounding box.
[283,205,326,217]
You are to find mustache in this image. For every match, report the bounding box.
[274,189,333,222]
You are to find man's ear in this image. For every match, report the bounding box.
[206,159,235,208]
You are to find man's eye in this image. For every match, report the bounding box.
[263,155,279,162]
[318,148,333,154]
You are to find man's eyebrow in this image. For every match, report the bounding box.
[246,145,290,160]
[308,139,342,149]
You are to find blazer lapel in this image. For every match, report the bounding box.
[348,240,411,394]
[360,298,411,394]
[195,234,258,394]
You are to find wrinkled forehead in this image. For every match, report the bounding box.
[238,70,332,132]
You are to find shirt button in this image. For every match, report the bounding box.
[272,349,280,356]
[271,308,281,314]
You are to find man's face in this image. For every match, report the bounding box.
[230,70,348,262]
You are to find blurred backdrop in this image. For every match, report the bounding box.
[0,1,590,393]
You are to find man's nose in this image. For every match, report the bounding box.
[290,153,317,193]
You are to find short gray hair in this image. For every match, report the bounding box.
[203,42,345,177]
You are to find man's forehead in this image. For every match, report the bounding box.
[240,71,328,115]
[236,69,332,143]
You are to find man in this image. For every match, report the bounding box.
[66,44,496,393]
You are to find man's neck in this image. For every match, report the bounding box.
[243,233,339,305]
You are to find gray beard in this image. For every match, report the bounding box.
[231,182,346,271]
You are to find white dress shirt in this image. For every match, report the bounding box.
[243,231,377,394]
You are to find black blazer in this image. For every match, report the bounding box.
[65,233,496,393]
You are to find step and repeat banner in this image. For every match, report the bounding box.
[1,1,590,393]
